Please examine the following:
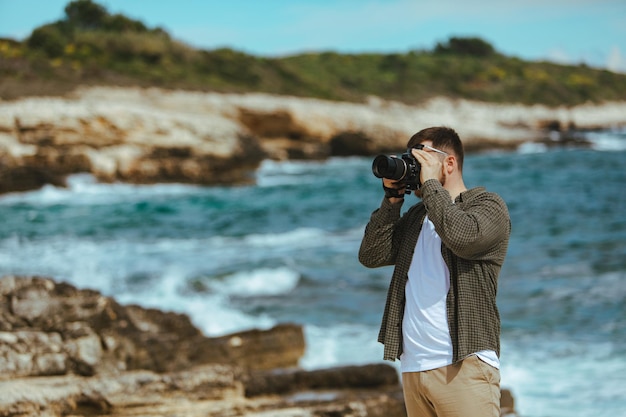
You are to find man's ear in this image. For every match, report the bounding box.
[445,155,455,174]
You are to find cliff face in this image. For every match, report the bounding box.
[1,86,625,194]
[0,88,264,194]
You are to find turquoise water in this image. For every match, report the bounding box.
[1,131,625,416]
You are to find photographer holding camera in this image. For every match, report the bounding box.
[359,126,511,417]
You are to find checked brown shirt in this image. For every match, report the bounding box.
[359,179,511,362]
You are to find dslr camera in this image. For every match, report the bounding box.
[372,144,426,193]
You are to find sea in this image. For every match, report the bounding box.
[0,129,625,417]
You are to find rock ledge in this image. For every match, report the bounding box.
[1,87,624,194]
[0,275,518,416]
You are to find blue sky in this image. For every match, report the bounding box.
[1,0,625,73]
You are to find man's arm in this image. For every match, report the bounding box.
[358,197,405,268]
[420,179,510,260]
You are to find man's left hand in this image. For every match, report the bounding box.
[412,148,443,184]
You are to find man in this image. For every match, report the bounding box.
[359,126,510,417]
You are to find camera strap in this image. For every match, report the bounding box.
[383,184,406,199]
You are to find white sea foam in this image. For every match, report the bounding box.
[0,173,205,206]
[586,129,626,151]
[116,281,276,336]
[517,142,549,154]
[516,129,626,154]
[300,323,386,370]
[243,228,328,248]
[501,338,626,417]
[209,267,300,297]
[255,160,323,187]
[255,157,368,187]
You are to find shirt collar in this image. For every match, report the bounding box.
[455,187,486,204]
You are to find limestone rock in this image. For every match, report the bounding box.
[0,275,519,417]
[0,275,304,377]
[0,365,241,417]
[1,86,625,194]
[244,363,400,397]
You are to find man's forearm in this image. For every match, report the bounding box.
[358,198,403,268]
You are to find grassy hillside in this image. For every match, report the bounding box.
[2,0,626,106]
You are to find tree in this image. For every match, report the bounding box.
[27,24,66,57]
[434,37,496,57]
[64,0,107,30]
[105,14,148,32]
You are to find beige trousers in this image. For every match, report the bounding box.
[401,355,501,417]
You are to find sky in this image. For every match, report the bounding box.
[1,0,625,73]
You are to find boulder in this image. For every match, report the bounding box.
[244,363,400,397]
[0,275,304,377]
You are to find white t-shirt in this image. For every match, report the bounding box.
[400,215,499,373]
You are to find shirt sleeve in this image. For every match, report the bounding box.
[358,197,405,268]
[420,179,511,260]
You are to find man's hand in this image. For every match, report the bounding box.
[382,178,405,203]
[412,148,444,184]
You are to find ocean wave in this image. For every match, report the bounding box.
[501,337,626,417]
[585,128,626,151]
[300,323,385,370]
[0,173,206,206]
[243,227,330,247]
[207,267,301,297]
[255,157,369,187]
[516,142,549,154]
[515,129,626,154]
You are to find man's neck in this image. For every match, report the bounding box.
[444,178,467,201]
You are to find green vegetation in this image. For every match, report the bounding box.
[1,0,625,106]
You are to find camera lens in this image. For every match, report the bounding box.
[372,155,407,180]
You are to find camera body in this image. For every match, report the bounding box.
[371,144,424,192]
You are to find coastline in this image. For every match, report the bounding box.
[1,86,625,194]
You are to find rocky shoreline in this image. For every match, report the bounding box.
[1,86,625,195]
[0,276,517,417]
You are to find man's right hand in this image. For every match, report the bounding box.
[382,178,405,203]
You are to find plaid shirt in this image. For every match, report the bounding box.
[359,179,511,362]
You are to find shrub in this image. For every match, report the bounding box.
[27,25,67,57]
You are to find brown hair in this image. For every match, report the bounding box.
[407,126,464,172]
